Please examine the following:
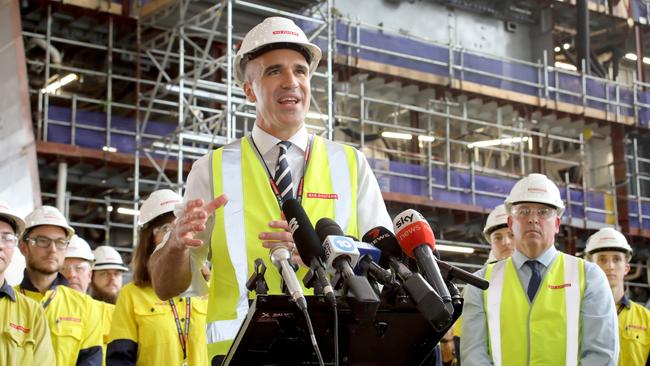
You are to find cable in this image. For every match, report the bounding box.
[302,307,325,366]
[333,304,339,366]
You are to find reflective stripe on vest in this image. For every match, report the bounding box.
[484,253,585,366]
[205,135,359,356]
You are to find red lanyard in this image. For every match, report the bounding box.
[20,287,58,310]
[169,298,191,360]
[249,134,314,208]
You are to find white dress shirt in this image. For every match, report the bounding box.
[181,123,393,296]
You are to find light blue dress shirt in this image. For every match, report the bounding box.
[460,245,619,365]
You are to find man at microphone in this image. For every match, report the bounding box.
[461,173,619,365]
[147,16,392,364]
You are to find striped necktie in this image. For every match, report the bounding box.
[274,141,294,203]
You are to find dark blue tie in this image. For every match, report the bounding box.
[526,260,542,302]
[274,141,294,203]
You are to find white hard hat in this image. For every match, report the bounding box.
[23,205,74,239]
[233,16,322,87]
[138,189,182,227]
[65,235,95,261]
[504,173,565,216]
[483,204,509,242]
[585,227,632,257]
[0,201,25,236]
[93,245,128,271]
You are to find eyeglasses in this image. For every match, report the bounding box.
[510,206,557,219]
[26,236,70,250]
[61,263,91,273]
[0,233,18,248]
[153,223,174,236]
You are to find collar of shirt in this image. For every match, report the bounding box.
[0,279,16,302]
[19,269,69,292]
[251,123,309,156]
[619,294,632,309]
[512,245,558,270]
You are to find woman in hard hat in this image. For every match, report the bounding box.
[107,189,208,365]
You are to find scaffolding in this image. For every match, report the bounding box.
[20,0,650,281]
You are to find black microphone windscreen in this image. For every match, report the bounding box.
[315,217,344,242]
[281,199,323,265]
[362,226,402,267]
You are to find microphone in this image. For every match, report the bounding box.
[393,209,453,314]
[362,227,452,331]
[316,218,361,279]
[436,258,490,290]
[282,199,336,306]
[269,246,307,310]
[354,241,395,286]
[315,218,380,319]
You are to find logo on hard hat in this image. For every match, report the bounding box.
[159,200,180,206]
[528,187,547,193]
[273,30,299,37]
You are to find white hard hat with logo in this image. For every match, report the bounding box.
[504,173,565,216]
[233,16,322,87]
[138,189,183,227]
[65,235,95,261]
[93,246,129,271]
[483,204,509,242]
[23,205,75,239]
[0,201,25,236]
[585,227,632,258]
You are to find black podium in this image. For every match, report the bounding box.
[222,294,462,365]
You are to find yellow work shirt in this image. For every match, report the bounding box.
[0,280,55,365]
[16,272,103,366]
[93,299,115,366]
[107,282,209,365]
[618,296,650,366]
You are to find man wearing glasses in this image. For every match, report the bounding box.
[0,202,54,365]
[461,173,619,365]
[16,205,103,366]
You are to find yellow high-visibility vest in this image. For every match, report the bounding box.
[483,253,585,366]
[206,135,359,359]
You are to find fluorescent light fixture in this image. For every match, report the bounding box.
[102,146,117,153]
[306,111,329,120]
[117,207,139,216]
[467,136,529,149]
[624,53,650,64]
[436,244,475,254]
[418,135,435,142]
[41,73,78,94]
[562,43,571,50]
[381,131,412,140]
[554,61,577,71]
[554,46,561,53]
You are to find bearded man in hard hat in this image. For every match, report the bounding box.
[90,245,128,305]
[0,202,55,364]
[16,205,103,365]
[148,16,392,363]
[461,173,619,365]
[585,227,650,366]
